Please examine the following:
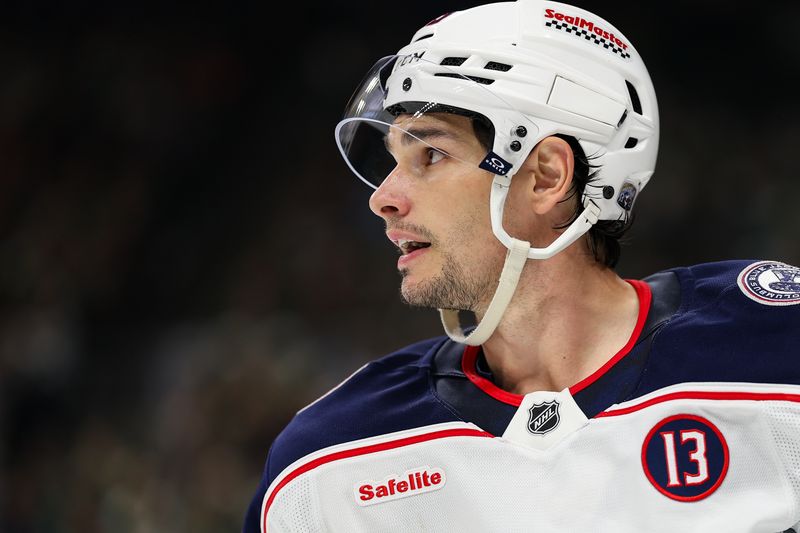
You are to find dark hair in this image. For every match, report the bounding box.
[553,134,630,268]
[470,117,629,268]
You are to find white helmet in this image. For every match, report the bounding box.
[335,0,659,345]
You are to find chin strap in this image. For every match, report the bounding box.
[438,174,601,346]
[439,238,530,346]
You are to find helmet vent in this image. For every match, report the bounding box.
[435,72,494,85]
[440,57,468,66]
[625,80,642,114]
[414,33,434,42]
[484,61,512,72]
[625,137,638,149]
[617,109,628,128]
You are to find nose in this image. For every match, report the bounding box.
[368,167,411,219]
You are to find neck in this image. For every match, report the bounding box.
[477,248,641,395]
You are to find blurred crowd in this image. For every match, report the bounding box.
[1,2,798,532]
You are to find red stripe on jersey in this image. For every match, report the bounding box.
[462,345,523,406]
[569,279,652,394]
[262,427,492,532]
[596,390,800,418]
[461,279,652,404]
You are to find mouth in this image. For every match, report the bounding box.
[396,238,432,256]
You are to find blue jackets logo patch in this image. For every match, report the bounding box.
[737,261,800,306]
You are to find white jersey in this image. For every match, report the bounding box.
[243,260,800,532]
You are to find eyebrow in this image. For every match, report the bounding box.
[383,127,460,152]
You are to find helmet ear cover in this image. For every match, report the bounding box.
[551,134,628,268]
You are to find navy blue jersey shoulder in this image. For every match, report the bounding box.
[265,335,459,480]
[634,258,800,396]
[242,335,460,532]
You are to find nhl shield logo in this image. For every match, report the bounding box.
[527,400,561,435]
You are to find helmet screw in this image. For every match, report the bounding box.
[402,77,412,91]
[515,126,527,137]
[602,186,615,199]
[510,140,522,152]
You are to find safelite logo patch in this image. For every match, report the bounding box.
[355,466,446,506]
[737,260,800,306]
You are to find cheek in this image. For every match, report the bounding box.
[434,171,499,254]
[500,184,530,236]
[444,203,503,260]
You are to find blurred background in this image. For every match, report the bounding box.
[1,1,798,531]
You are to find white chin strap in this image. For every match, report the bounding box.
[439,174,601,346]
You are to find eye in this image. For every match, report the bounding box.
[428,148,446,165]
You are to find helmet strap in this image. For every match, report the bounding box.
[439,238,529,346]
[438,174,600,346]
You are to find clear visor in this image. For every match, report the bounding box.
[336,115,486,189]
[334,54,531,189]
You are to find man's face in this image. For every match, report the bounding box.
[368,113,507,312]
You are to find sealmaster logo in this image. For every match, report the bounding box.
[544,8,631,59]
[355,467,446,506]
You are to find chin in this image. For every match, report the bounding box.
[399,276,428,306]
[399,277,423,303]
[399,275,447,309]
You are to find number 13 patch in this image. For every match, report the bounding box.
[641,414,729,501]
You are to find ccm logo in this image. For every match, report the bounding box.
[355,467,446,506]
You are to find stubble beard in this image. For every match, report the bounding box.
[398,248,496,312]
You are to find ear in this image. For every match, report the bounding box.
[523,136,575,215]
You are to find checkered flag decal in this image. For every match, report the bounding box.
[545,20,631,60]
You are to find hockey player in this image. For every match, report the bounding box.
[243,0,800,531]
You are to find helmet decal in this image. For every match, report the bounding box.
[616,182,638,211]
[479,152,513,176]
[544,8,631,60]
[425,12,454,26]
